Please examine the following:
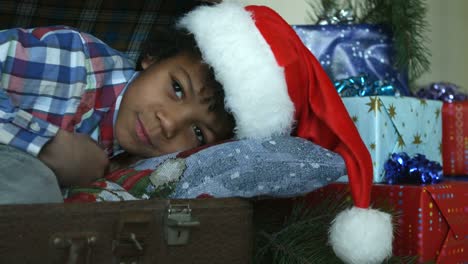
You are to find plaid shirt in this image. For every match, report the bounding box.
[0,26,136,157]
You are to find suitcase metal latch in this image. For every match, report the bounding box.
[165,204,200,246]
[113,213,152,263]
[50,232,97,264]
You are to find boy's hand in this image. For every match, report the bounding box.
[108,152,143,173]
[38,129,109,186]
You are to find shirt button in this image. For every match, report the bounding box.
[30,122,41,132]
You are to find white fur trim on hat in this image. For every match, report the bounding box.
[177,2,295,139]
[329,207,393,264]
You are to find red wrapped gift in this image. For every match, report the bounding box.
[307,182,468,263]
[442,101,468,176]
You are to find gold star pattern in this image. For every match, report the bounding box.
[419,99,427,106]
[352,115,358,123]
[366,97,382,114]
[397,135,405,148]
[388,104,397,119]
[412,133,422,145]
[435,108,440,119]
[369,143,376,150]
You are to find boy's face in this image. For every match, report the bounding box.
[115,52,233,157]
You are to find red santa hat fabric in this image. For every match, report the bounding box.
[178,2,393,263]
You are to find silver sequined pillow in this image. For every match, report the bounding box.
[133,136,346,199]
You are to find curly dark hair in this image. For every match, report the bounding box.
[137,25,236,140]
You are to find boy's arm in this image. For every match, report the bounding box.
[0,27,110,186]
[0,89,108,186]
[0,27,65,157]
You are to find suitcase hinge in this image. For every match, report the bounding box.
[165,203,200,246]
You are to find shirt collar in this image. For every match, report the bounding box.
[111,71,140,157]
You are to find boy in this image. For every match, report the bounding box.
[0,25,235,204]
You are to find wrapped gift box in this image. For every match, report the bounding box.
[307,182,468,263]
[442,101,468,176]
[293,24,410,95]
[341,96,442,182]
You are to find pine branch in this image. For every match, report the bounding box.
[254,193,350,264]
[253,190,419,264]
[392,0,431,81]
[321,0,337,12]
[305,0,323,24]
[305,0,341,23]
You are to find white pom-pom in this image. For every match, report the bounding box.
[329,207,393,264]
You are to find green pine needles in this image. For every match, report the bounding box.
[253,191,419,264]
[254,194,350,264]
[307,0,431,82]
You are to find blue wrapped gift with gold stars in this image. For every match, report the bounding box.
[293,24,410,96]
[341,96,442,182]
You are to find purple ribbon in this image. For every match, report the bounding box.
[416,82,467,102]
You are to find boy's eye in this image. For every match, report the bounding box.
[192,125,206,145]
[172,81,184,99]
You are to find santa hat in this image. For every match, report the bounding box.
[178,2,393,263]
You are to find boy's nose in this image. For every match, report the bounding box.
[157,108,189,139]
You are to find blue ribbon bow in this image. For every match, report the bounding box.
[334,75,398,97]
[384,152,443,184]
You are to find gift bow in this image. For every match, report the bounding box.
[334,75,399,97]
[384,152,443,184]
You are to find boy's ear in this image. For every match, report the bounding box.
[140,55,156,70]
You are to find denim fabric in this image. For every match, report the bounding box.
[0,145,63,204]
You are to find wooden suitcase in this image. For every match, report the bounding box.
[0,198,253,264]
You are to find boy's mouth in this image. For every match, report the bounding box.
[135,115,153,147]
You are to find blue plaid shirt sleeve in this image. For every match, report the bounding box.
[0,28,65,156]
[0,88,60,156]
[0,26,135,156]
